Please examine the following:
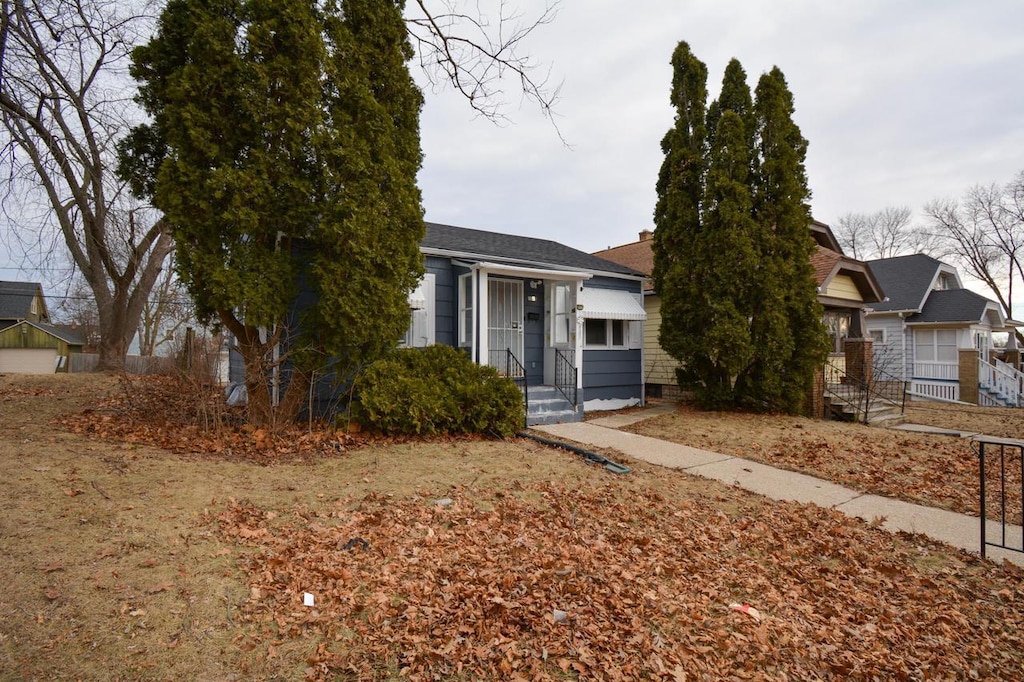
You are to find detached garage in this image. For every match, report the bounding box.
[0,320,82,374]
[1,281,84,374]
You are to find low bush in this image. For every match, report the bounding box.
[353,345,524,437]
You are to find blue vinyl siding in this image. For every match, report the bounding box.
[582,348,643,401]
[579,275,644,402]
[425,256,455,347]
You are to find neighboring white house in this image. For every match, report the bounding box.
[866,254,1022,406]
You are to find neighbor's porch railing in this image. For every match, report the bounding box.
[554,348,578,409]
[979,357,1024,407]
[913,361,959,380]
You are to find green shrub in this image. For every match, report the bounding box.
[353,345,524,437]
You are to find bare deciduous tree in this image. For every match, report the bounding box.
[137,255,192,357]
[406,0,561,129]
[924,172,1024,320]
[0,0,173,371]
[834,206,938,260]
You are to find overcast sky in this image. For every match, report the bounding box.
[415,0,1024,254]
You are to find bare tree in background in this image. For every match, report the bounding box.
[52,274,101,351]
[924,171,1024,320]
[406,0,561,129]
[834,206,939,260]
[0,0,174,371]
[137,255,192,356]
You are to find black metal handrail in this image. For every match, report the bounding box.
[554,348,577,408]
[973,436,1024,558]
[823,356,908,422]
[489,348,529,428]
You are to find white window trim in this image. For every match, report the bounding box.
[867,328,887,344]
[584,318,629,350]
[458,272,473,348]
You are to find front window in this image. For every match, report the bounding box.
[915,329,957,363]
[585,319,626,349]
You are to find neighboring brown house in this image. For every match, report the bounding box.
[594,221,885,407]
[0,281,83,373]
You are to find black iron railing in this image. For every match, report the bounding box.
[489,349,528,428]
[823,357,907,423]
[554,348,578,409]
[974,436,1024,559]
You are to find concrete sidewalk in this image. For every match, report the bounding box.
[536,413,1024,567]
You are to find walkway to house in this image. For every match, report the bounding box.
[535,405,1024,567]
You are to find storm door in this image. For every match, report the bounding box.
[487,278,524,373]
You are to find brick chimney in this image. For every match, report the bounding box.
[639,229,653,241]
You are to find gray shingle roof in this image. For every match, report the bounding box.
[422,222,644,278]
[0,281,42,319]
[867,255,944,312]
[910,288,994,324]
[36,322,85,345]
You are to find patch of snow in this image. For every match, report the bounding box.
[583,397,641,412]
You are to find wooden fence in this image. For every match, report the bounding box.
[69,353,176,375]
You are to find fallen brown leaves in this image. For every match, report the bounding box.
[629,405,1023,522]
[53,375,362,464]
[215,483,1024,681]
[53,374,492,464]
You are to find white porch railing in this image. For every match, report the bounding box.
[979,357,1024,407]
[910,380,959,402]
[913,361,959,380]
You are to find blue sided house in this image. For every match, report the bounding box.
[403,222,648,424]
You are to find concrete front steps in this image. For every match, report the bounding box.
[525,385,582,426]
[979,383,1023,408]
[825,384,905,425]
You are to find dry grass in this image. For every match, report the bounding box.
[1,374,1023,680]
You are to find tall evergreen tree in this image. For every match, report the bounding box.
[747,67,830,411]
[652,42,711,397]
[655,47,829,413]
[121,0,425,425]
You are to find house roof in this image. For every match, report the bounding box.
[812,246,885,305]
[810,247,842,285]
[0,319,84,345]
[866,254,949,312]
[422,222,644,278]
[910,288,1001,325]
[593,227,883,302]
[592,235,655,290]
[809,220,843,253]
[0,281,44,319]
[37,322,85,345]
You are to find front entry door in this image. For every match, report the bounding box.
[488,278,524,374]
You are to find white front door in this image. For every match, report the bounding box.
[487,278,524,373]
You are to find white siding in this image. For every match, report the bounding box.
[866,314,908,380]
[643,295,680,386]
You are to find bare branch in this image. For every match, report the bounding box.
[406,0,563,138]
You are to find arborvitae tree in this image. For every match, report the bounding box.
[121,0,425,425]
[694,110,760,405]
[652,42,710,394]
[655,47,828,413]
[747,67,830,411]
[706,58,755,162]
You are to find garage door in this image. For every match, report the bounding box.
[0,348,58,374]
